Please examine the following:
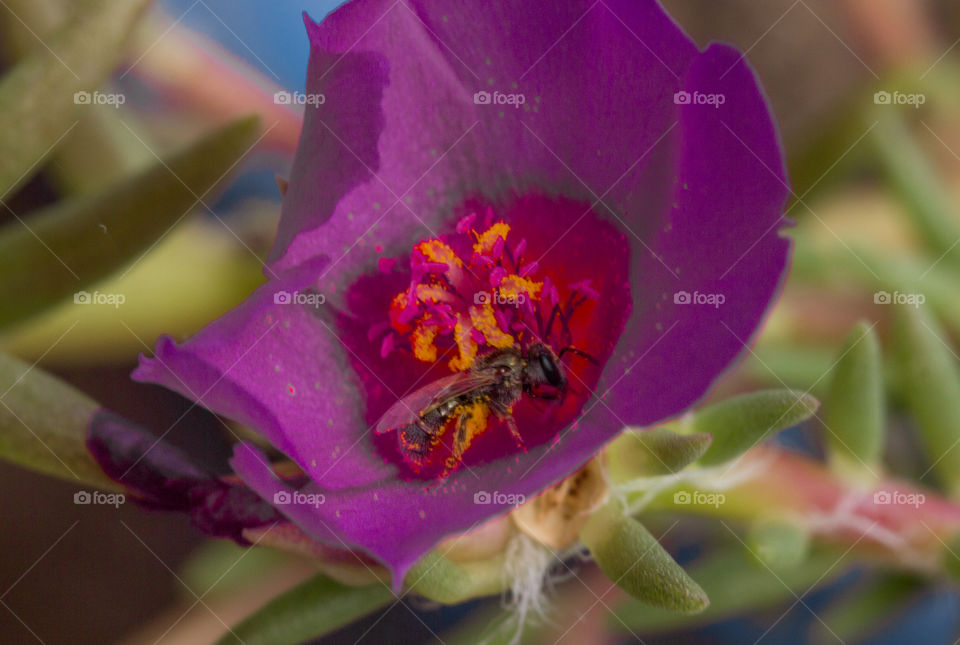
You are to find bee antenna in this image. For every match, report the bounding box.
[558,346,599,365]
[543,303,560,344]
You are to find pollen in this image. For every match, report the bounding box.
[449,318,478,371]
[376,210,594,374]
[415,284,453,304]
[411,324,439,362]
[473,221,510,254]
[499,274,542,300]
[389,292,412,332]
[470,304,514,349]
[416,239,463,271]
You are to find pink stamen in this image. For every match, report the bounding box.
[513,238,527,260]
[571,279,600,300]
[489,266,508,287]
[456,213,477,234]
[380,333,395,358]
[380,215,595,370]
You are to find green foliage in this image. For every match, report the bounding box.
[581,504,709,614]
[746,519,811,572]
[180,541,291,598]
[872,111,960,263]
[0,116,260,329]
[606,427,712,479]
[215,574,393,645]
[0,0,151,197]
[891,305,960,496]
[611,547,849,633]
[694,389,820,466]
[0,349,118,488]
[823,321,886,472]
[812,573,924,643]
[405,551,507,604]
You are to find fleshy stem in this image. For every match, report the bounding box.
[614,445,960,575]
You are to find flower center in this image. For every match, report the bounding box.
[374,208,599,368]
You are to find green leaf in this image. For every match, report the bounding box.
[745,343,836,393]
[404,551,507,604]
[441,605,540,645]
[890,305,960,496]
[606,427,712,479]
[581,504,708,614]
[746,520,810,572]
[812,573,924,643]
[611,547,851,633]
[0,0,152,193]
[942,532,960,581]
[180,541,290,597]
[695,390,820,466]
[0,349,118,488]
[871,111,960,263]
[0,116,261,329]
[823,321,885,472]
[0,219,266,366]
[215,574,393,645]
[0,0,152,197]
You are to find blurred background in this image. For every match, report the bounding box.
[2,0,960,642]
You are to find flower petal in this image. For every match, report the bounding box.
[87,410,282,542]
[133,0,791,589]
[132,257,392,491]
[589,43,791,432]
[272,0,698,280]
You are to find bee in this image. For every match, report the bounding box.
[375,342,593,476]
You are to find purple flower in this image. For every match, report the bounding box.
[117,0,790,589]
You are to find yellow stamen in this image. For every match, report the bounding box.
[449,317,478,371]
[470,304,514,349]
[411,324,439,362]
[416,239,463,283]
[415,284,454,303]
[473,222,510,254]
[499,274,542,301]
[388,292,411,332]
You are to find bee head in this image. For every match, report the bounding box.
[523,343,566,391]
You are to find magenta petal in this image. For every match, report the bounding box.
[270,0,697,280]
[87,411,282,542]
[231,442,445,591]
[133,257,391,491]
[584,43,792,431]
[132,0,792,589]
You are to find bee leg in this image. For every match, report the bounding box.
[441,415,474,478]
[487,402,524,449]
[504,414,525,449]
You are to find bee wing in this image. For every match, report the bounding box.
[374,370,499,434]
